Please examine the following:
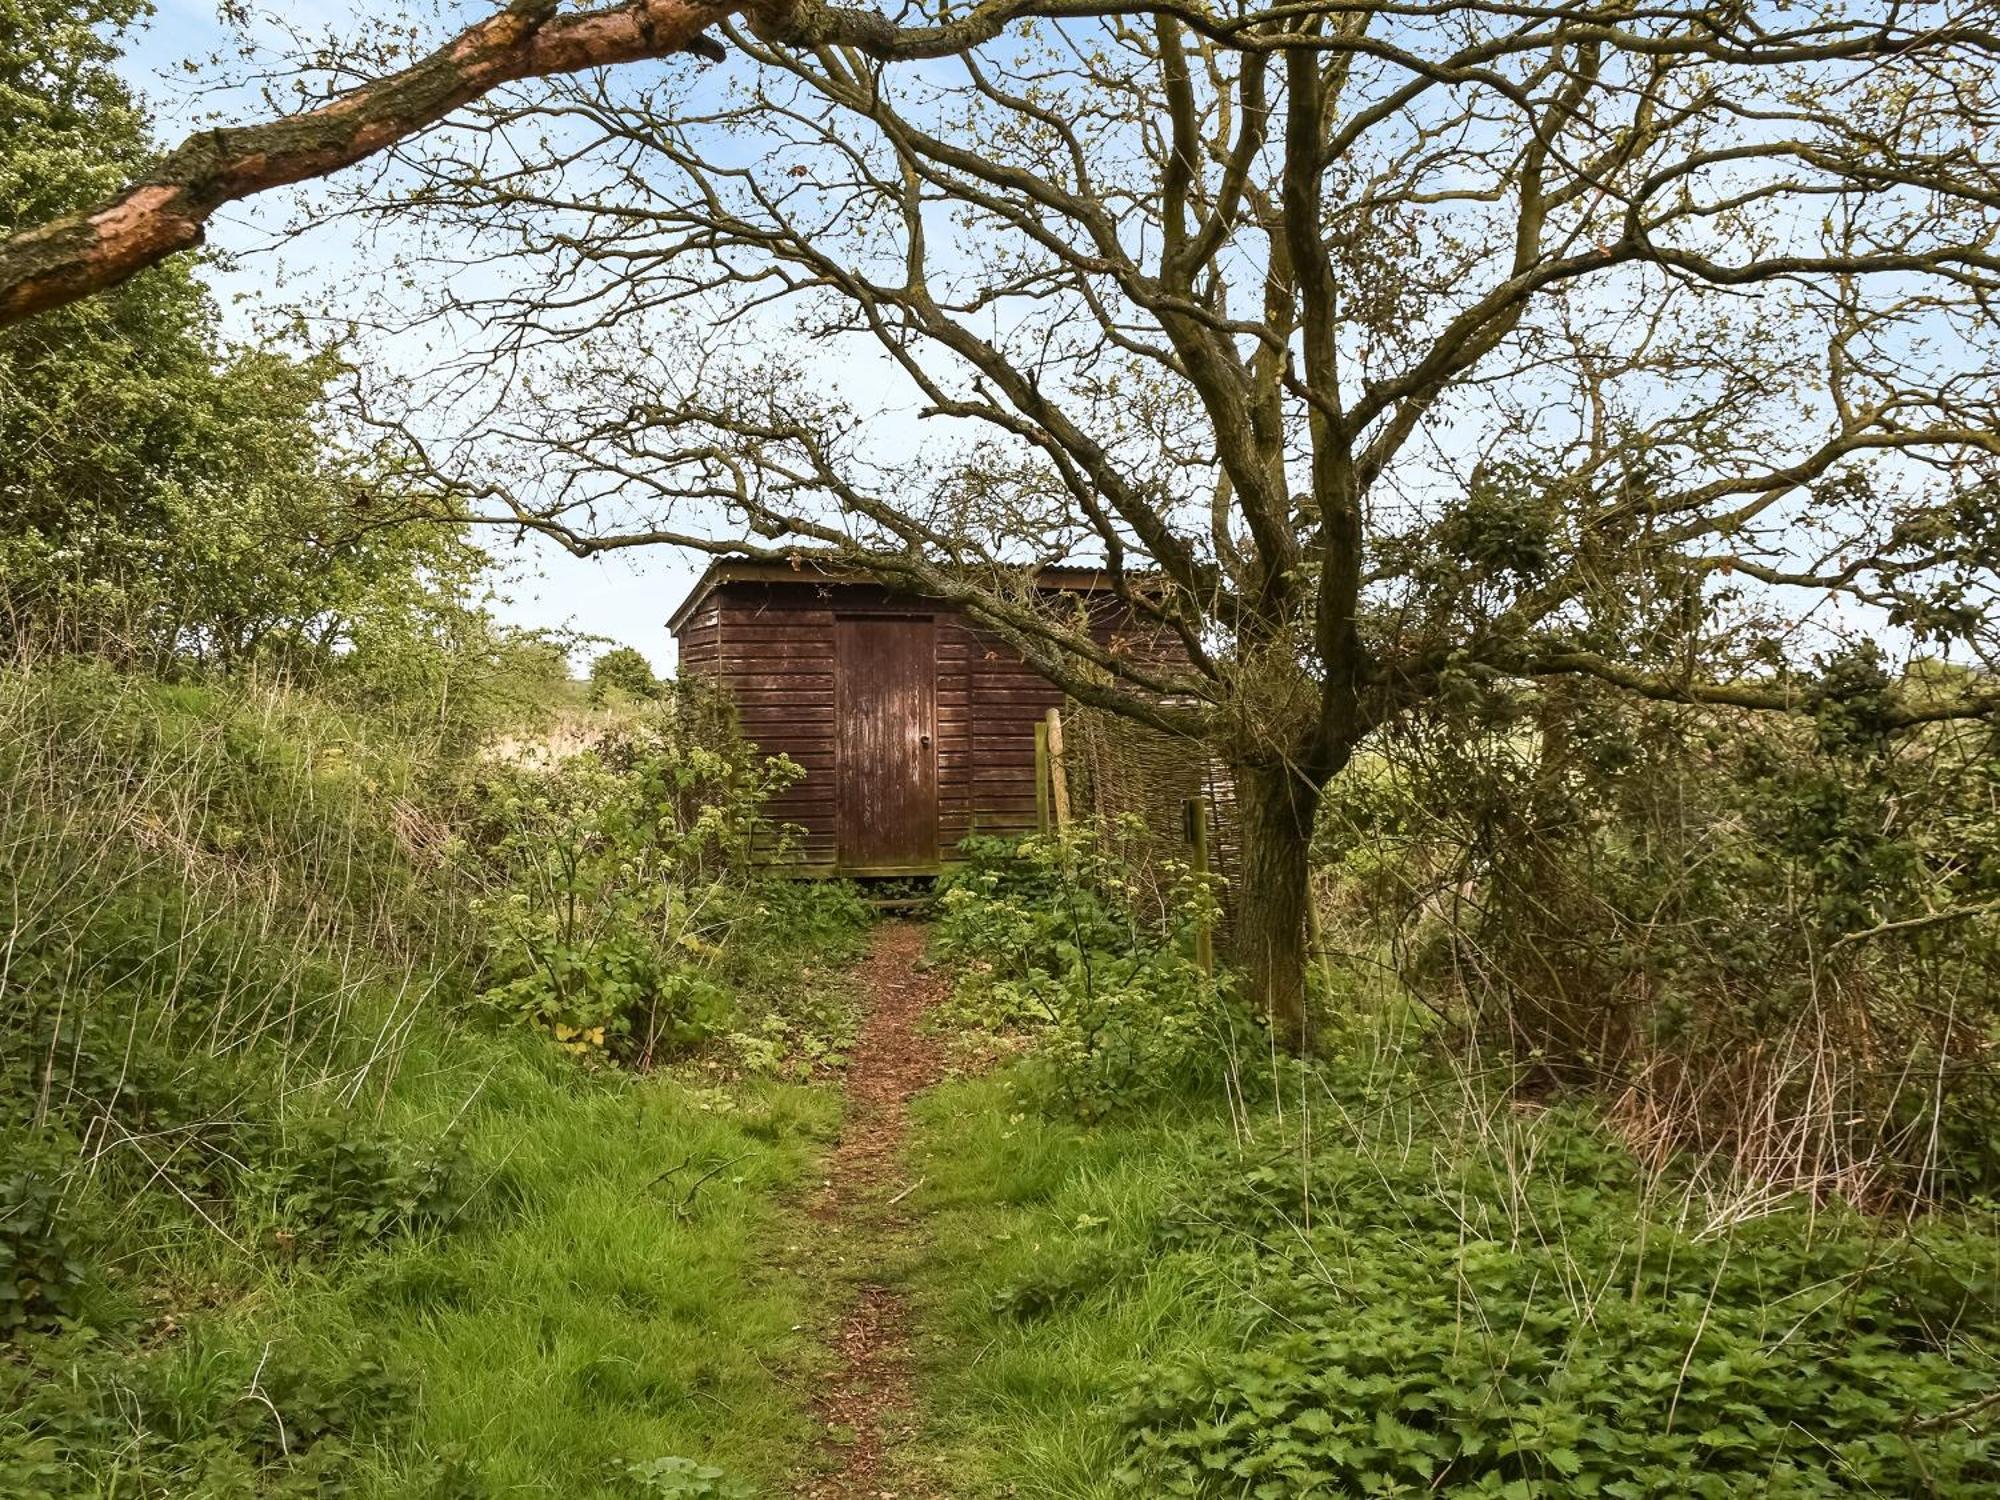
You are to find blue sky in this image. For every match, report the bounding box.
[118,1,704,672]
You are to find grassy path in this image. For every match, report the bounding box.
[793,920,948,1499]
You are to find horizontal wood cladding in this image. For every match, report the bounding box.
[674,579,1086,871]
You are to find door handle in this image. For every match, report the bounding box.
[920,734,932,748]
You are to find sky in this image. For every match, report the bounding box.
[105,3,1981,683]
[119,0,705,673]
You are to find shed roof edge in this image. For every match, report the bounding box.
[664,558,1125,635]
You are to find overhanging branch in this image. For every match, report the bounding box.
[1529,650,2000,729]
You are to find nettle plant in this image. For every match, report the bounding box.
[0,1147,89,1336]
[467,699,802,1066]
[1122,1113,2000,1498]
[936,830,1251,1117]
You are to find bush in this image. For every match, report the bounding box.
[1320,667,2000,1204]
[466,690,808,1066]
[935,831,1255,1117]
[0,1326,417,1497]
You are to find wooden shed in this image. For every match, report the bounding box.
[668,561,1115,875]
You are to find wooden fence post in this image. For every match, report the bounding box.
[1045,706,1071,830]
[1034,719,1051,833]
[1186,794,1214,975]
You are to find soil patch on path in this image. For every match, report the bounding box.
[794,919,948,1499]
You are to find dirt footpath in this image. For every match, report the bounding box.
[793,921,948,1499]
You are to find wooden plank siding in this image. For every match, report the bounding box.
[674,578,1066,873]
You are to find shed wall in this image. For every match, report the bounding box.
[675,579,1063,871]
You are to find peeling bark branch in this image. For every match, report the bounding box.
[0,0,1153,323]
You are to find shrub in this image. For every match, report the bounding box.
[1320,669,2000,1204]
[465,692,803,1066]
[936,831,1255,1117]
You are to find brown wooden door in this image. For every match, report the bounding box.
[836,615,938,871]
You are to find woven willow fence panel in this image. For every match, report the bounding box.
[1061,703,1241,946]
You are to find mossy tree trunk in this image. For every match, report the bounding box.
[1234,760,1331,1053]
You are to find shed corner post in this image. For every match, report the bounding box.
[1034,719,1051,834]
[1045,706,1071,830]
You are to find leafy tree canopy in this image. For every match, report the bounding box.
[588,645,662,704]
[0,0,499,692]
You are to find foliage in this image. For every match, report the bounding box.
[907,1015,2000,1500]
[0,1144,87,1336]
[935,831,1253,1118]
[619,1454,755,1497]
[1124,1107,2000,1497]
[465,687,812,1065]
[1318,664,2000,1201]
[0,1324,420,1497]
[589,645,663,705]
[0,0,149,227]
[0,0,524,711]
[248,1119,468,1252]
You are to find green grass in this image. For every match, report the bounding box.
[0,663,861,1497]
[902,1051,2000,1499]
[287,1029,841,1496]
[4,997,846,1498]
[901,1071,1247,1498]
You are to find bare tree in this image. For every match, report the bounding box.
[74,1,2000,1044]
[0,0,1155,321]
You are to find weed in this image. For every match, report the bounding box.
[935,832,1259,1118]
[0,661,858,1494]
[0,1143,88,1335]
[619,1454,755,1497]
[911,876,2000,1497]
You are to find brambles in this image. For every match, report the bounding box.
[0,1327,422,1497]
[1319,668,2000,1205]
[247,1120,468,1251]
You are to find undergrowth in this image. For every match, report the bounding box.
[911,853,2000,1498]
[0,661,870,1495]
[933,831,1261,1118]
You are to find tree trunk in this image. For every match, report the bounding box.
[1235,762,1324,1053]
